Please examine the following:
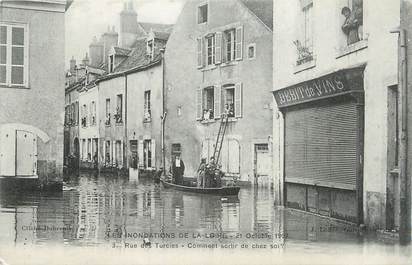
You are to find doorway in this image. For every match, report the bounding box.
[254,143,271,187]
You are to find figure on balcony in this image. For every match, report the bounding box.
[341,6,360,45]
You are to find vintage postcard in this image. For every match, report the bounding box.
[0,0,411,264]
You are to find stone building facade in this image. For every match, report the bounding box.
[272,0,400,227]
[164,0,273,185]
[0,0,70,189]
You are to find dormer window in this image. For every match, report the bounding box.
[147,39,154,60]
[109,55,114,73]
[198,4,208,24]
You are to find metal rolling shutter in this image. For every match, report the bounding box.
[285,102,358,190]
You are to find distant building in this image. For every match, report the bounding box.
[0,0,71,189]
[164,0,273,185]
[64,56,105,172]
[90,1,172,172]
[272,0,399,227]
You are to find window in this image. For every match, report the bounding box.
[143,140,152,168]
[206,35,215,66]
[294,2,313,65]
[147,39,154,60]
[144,90,151,121]
[198,4,208,24]
[115,140,122,167]
[177,106,182,117]
[247,44,256,59]
[225,29,236,62]
[90,101,96,125]
[341,0,363,45]
[223,85,235,117]
[202,87,214,120]
[87,139,92,161]
[105,98,111,126]
[81,104,87,127]
[105,140,111,165]
[115,94,123,123]
[109,55,114,73]
[0,23,28,87]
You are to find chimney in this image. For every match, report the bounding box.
[69,56,76,74]
[82,52,89,66]
[119,0,139,48]
[102,25,118,64]
[89,36,104,67]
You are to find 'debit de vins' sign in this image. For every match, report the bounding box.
[273,68,363,108]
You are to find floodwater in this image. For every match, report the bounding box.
[0,172,410,264]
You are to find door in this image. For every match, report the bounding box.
[254,144,271,187]
[16,130,37,176]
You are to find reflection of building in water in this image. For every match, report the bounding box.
[221,198,240,232]
[252,188,273,233]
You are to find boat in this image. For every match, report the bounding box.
[160,178,240,196]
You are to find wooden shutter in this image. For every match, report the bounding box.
[196,37,203,68]
[284,102,359,190]
[0,128,16,176]
[138,140,144,167]
[214,85,221,119]
[151,139,156,169]
[235,83,242,118]
[196,87,202,120]
[235,26,243,60]
[215,32,222,64]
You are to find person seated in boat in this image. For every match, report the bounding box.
[197,158,207,188]
[172,155,185,185]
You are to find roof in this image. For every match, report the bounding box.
[113,47,131,56]
[114,38,149,72]
[139,22,174,34]
[240,0,273,30]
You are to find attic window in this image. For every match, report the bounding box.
[109,55,114,73]
[147,39,154,60]
[198,4,208,24]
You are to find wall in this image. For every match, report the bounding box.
[126,64,163,170]
[0,2,66,188]
[165,0,273,182]
[273,0,399,227]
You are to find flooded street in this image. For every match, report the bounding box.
[0,173,410,264]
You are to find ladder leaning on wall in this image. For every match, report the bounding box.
[212,113,229,162]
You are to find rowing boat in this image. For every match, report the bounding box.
[160,179,240,196]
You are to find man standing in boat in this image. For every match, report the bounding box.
[172,155,185,185]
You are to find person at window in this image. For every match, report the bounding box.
[203,109,210,121]
[341,6,360,45]
[224,103,235,117]
[209,109,214,119]
[93,152,98,169]
[105,153,111,166]
[197,158,207,188]
[172,155,185,185]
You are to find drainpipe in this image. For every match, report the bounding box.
[391,28,410,245]
[124,74,128,171]
[160,49,167,177]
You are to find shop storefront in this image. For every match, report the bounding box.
[273,66,365,223]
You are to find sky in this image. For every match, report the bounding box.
[65,0,185,67]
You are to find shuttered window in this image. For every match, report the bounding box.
[235,26,243,60]
[215,32,222,64]
[196,37,203,68]
[285,102,359,190]
[214,84,221,118]
[196,87,202,120]
[234,82,242,118]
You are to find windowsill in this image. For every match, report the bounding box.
[105,124,111,127]
[200,116,238,124]
[200,65,217,72]
[143,118,152,123]
[0,85,30,89]
[115,122,124,126]
[293,58,316,74]
[220,61,238,68]
[390,168,399,176]
[336,40,368,59]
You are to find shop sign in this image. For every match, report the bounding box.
[273,68,363,108]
